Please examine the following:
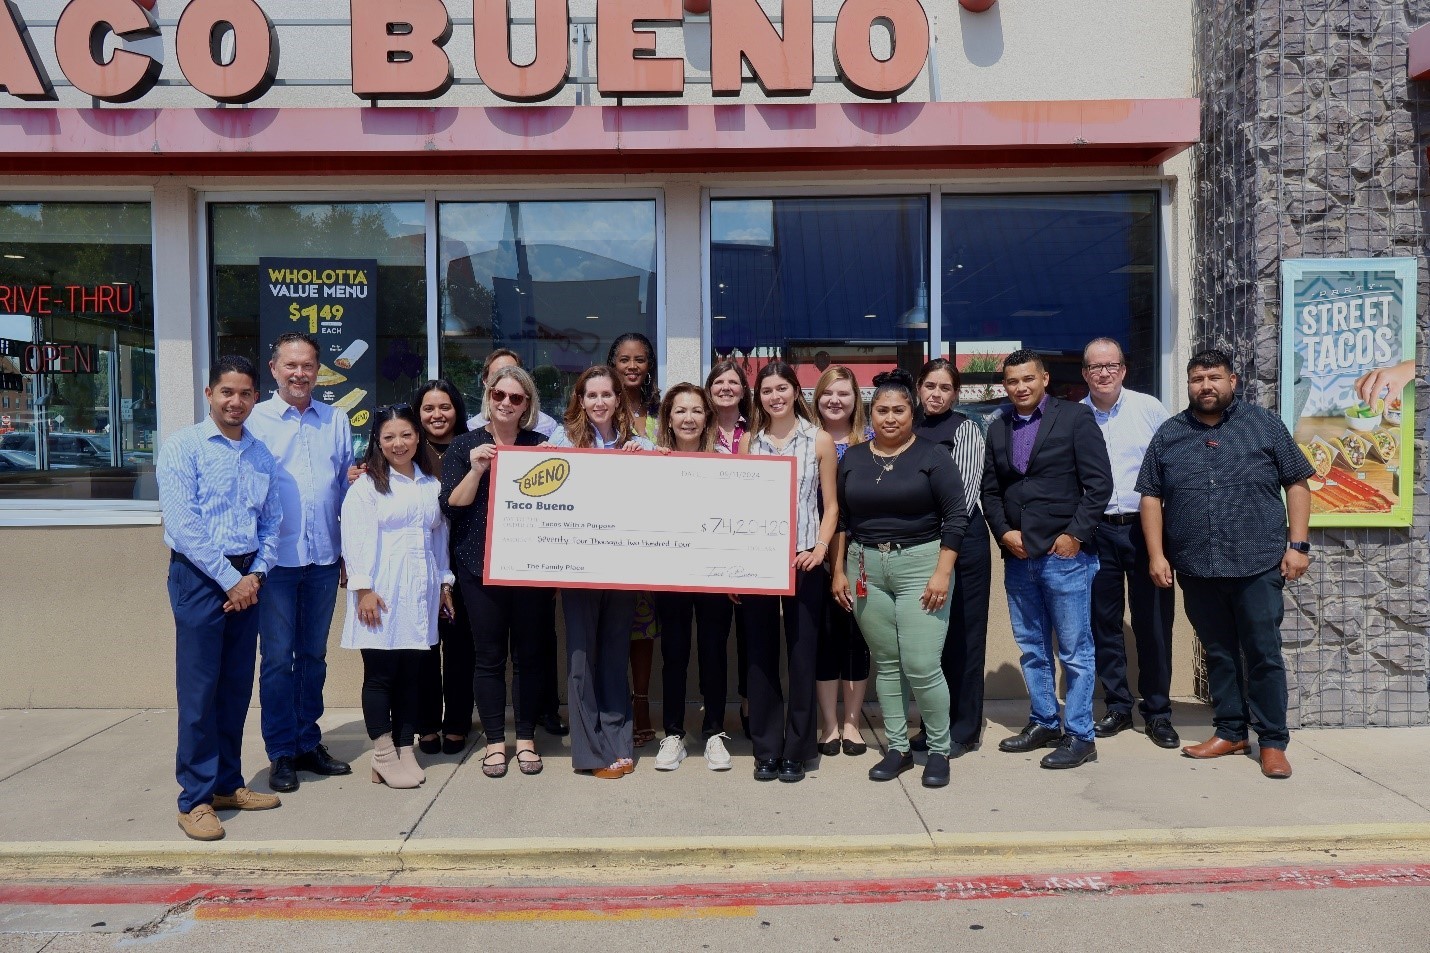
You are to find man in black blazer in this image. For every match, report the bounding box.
[981,350,1113,769]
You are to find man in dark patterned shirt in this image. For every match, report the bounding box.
[1135,349,1313,779]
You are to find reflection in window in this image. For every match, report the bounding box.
[710,196,930,396]
[0,203,156,502]
[942,193,1160,410]
[439,200,658,418]
[210,203,428,414]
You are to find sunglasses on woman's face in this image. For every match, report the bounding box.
[491,389,527,407]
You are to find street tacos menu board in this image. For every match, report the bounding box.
[1280,258,1417,527]
[258,258,378,434]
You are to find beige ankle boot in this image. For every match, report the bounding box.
[397,744,426,785]
[370,733,418,789]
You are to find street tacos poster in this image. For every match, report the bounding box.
[1280,257,1417,527]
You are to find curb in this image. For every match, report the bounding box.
[4,823,1430,878]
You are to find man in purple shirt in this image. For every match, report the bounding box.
[981,350,1113,769]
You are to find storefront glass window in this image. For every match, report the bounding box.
[210,202,428,419]
[0,203,157,502]
[438,200,659,418]
[941,192,1160,411]
[709,196,931,396]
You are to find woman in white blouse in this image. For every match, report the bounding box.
[340,405,454,789]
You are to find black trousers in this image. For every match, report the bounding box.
[942,507,991,747]
[564,588,636,770]
[1091,519,1175,721]
[744,564,827,763]
[417,584,474,738]
[816,594,870,683]
[1177,567,1289,749]
[460,567,549,745]
[655,592,732,739]
[360,648,428,743]
[734,603,749,700]
[534,588,562,719]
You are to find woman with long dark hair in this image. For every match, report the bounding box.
[607,332,662,749]
[549,364,654,778]
[738,361,839,783]
[440,365,550,778]
[340,405,454,789]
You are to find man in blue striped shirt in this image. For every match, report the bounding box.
[158,355,283,841]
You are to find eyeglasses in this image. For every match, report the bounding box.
[376,402,412,415]
[490,389,528,407]
[1084,363,1124,375]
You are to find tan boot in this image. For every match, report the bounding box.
[398,744,426,785]
[370,733,419,789]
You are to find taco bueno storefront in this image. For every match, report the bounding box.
[0,0,1423,727]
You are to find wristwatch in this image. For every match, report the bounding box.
[1286,541,1311,554]
[252,570,267,583]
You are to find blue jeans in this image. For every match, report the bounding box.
[1003,550,1099,742]
[171,556,259,813]
[258,562,340,760]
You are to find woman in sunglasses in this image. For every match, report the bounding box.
[439,365,550,778]
[549,364,654,778]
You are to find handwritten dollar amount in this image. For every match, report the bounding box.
[288,303,346,333]
[702,517,790,537]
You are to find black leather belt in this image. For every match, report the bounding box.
[1100,513,1139,527]
[171,550,257,574]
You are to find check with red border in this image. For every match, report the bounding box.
[482,446,797,596]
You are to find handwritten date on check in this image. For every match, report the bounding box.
[483,447,797,595]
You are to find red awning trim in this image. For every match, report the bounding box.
[1411,24,1430,83]
[0,99,1200,176]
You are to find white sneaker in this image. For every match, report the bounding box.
[655,734,687,771]
[704,733,733,771]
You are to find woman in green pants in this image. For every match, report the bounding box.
[831,369,969,788]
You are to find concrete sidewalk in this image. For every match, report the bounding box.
[1,701,1428,878]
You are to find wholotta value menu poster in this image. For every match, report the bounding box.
[258,258,379,434]
[1280,257,1417,527]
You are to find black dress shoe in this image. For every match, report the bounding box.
[753,758,780,781]
[294,744,352,776]
[418,735,442,755]
[441,735,469,755]
[947,741,972,759]
[1040,737,1098,769]
[817,740,841,757]
[842,738,867,756]
[921,752,950,788]
[909,729,928,752]
[1094,711,1134,738]
[269,756,298,793]
[868,750,914,781]
[998,723,1064,753]
[1145,719,1181,749]
[777,759,806,783]
[537,713,569,737]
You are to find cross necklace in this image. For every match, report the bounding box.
[870,437,915,484]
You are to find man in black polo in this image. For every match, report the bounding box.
[1136,349,1312,779]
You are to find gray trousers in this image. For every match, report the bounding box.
[563,588,636,771]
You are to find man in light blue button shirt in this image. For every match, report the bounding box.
[159,355,283,840]
[247,332,356,792]
[1080,338,1178,749]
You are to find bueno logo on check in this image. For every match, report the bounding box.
[515,458,570,498]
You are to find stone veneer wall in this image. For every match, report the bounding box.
[1193,0,1429,726]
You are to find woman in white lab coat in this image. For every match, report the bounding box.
[341,404,454,789]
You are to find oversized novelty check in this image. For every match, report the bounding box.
[483,446,796,595]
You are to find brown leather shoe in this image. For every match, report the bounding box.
[212,787,281,811]
[1259,747,1293,779]
[1181,736,1250,759]
[177,804,224,841]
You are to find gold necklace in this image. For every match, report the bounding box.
[869,437,915,484]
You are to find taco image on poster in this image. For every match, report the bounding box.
[1367,428,1398,464]
[315,363,347,387]
[1331,432,1371,470]
[1300,439,1334,479]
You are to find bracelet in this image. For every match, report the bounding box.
[441,583,454,592]
[813,540,828,550]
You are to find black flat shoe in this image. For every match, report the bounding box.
[269,756,298,793]
[537,713,569,737]
[817,740,841,757]
[441,734,468,755]
[1145,719,1181,749]
[753,758,780,782]
[1040,737,1098,769]
[922,752,950,788]
[418,735,442,755]
[998,723,1064,753]
[842,738,867,756]
[868,750,914,781]
[909,730,928,752]
[1094,711,1134,738]
[777,759,806,783]
[294,743,352,776]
